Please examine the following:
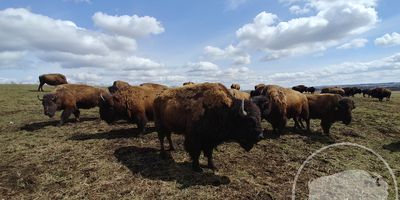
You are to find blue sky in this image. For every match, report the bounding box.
[0,0,399,89]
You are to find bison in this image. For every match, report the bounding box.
[108,80,130,93]
[229,89,250,100]
[251,85,309,134]
[292,85,308,93]
[320,87,345,96]
[38,84,107,125]
[305,94,355,134]
[369,88,391,101]
[99,85,165,133]
[139,83,168,90]
[153,83,264,172]
[362,89,371,97]
[183,81,195,86]
[38,73,68,91]
[306,87,316,94]
[343,87,362,97]
[230,83,241,90]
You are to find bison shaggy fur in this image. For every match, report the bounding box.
[369,88,391,101]
[320,87,345,96]
[39,84,107,125]
[153,83,263,172]
[306,94,355,134]
[38,73,68,91]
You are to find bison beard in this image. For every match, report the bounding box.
[154,83,263,172]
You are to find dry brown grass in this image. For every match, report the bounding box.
[0,84,399,199]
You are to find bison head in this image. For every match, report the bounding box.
[39,93,58,118]
[336,98,355,125]
[98,93,118,123]
[231,99,264,151]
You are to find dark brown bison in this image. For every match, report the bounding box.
[343,87,362,97]
[306,87,316,94]
[108,80,130,93]
[139,83,168,90]
[369,88,391,101]
[320,87,345,96]
[183,81,195,86]
[38,84,107,125]
[38,73,68,91]
[306,94,355,134]
[250,84,267,97]
[362,89,371,97]
[251,85,309,134]
[153,83,263,172]
[99,85,165,133]
[292,85,308,93]
[229,89,250,100]
[230,83,241,90]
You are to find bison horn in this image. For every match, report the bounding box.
[100,93,106,101]
[37,95,43,101]
[240,99,247,116]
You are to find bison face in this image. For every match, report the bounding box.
[336,98,355,125]
[232,100,264,151]
[99,93,117,123]
[251,95,270,119]
[41,94,58,118]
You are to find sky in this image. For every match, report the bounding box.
[0,0,399,89]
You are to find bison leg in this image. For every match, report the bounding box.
[59,108,74,126]
[184,135,202,172]
[73,109,80,122]
[135,114,148,134]
[189,150,202,172]
[166,133,175,151]
[203,148,216,170]
[321,120,332,135]
[38,82,44,91]
[158,131,167,158]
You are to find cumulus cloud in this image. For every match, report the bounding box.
[0,8,163,71]
[337,38,368,49]
[289,5,311,15]
[236,0,378,60]
[204,45,251,65]
[68,72,102,85]
[265,52,400,86]
[186,61,219,73]
[92,12,164,38]
[374,32,400,47]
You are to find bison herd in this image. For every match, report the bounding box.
[36,74,393,172]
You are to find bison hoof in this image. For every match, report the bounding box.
[207,164,217,171]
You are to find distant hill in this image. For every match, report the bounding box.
[315,82,400,91]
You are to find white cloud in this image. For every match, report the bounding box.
[236,0,378,60]
[226,0,248,10]
[92,12,164,38]
[67,72,102,85]
[186,61,219,72]
[0,8,164,71]
[264,52,400,86]
[0,51,27,68]
[289,5,311,15]
[337,38,368,49]
[374,32,400,47]
[204,45,251,65]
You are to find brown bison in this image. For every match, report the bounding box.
[306,87,316,94]
[99,85,165,133]
[369,88,391,101]
[108,80,130,93]
[252,85,309,134]
[38,73,68,91]
[139,83,168,90]
[362,89,371,97]
[229,89,250,100]
[230,83,241,90]
[343,87,362,97]
[153,83,264,172]
[306,94,355,134]
[183,81,195,86]
[320,87,345,96]
[292,85,308,93]
[38,84,107,125]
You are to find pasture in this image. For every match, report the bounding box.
[0,84,399,199]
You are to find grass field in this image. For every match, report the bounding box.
[0,84,399,199]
